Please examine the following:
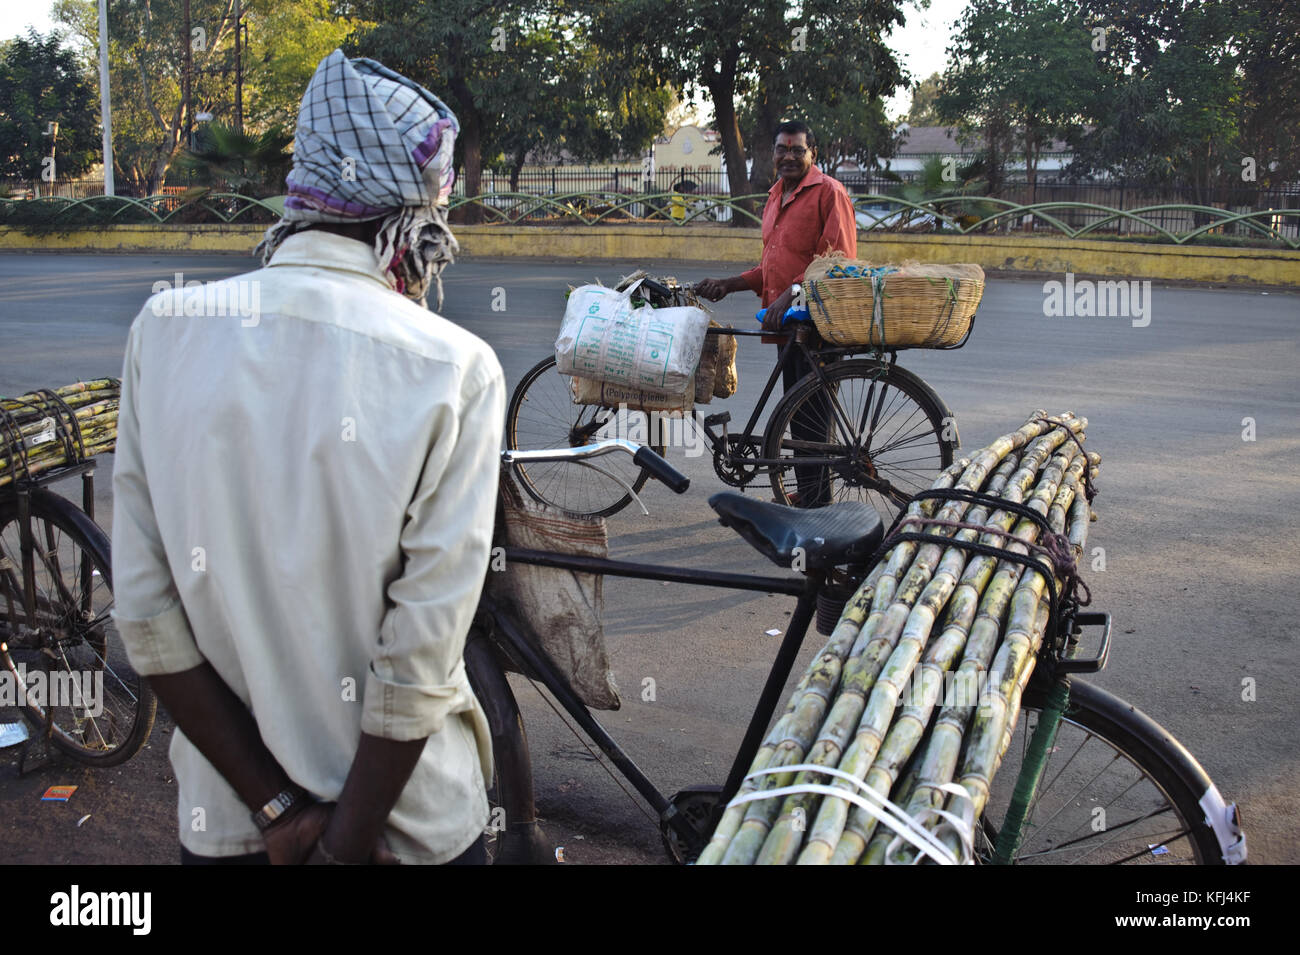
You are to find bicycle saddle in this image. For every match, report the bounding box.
[708,492,884,570]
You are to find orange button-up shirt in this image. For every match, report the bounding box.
[741,164,858,308]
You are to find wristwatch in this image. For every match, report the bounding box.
[251,784,311,832]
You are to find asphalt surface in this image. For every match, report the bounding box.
[0,249,1296,865]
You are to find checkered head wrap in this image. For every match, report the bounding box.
[256,50,460,308]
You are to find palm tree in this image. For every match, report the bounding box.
[173,123,293,198]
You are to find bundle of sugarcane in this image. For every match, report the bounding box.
[698,410,1099,865]
[0,379,120,487]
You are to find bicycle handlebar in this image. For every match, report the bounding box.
[633,446,690,494]
[502,439,690,494]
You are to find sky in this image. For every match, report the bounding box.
[0,0,969,122]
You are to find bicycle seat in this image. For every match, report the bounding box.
[708,492,884,570]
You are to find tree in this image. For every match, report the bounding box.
[172,121,293,196]
[741,0,907,193]
[347,0,669,216]
[243,0,356,132]
[1072,0,1298,198]
[906,72,943,126]
[0,30,101,182]
[937,0,1103,194]
[54,0,353,194]
[590,0,907,213]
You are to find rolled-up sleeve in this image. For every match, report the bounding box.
[740,264,764,296]
[362,360,506,741]
[111,315,205,676]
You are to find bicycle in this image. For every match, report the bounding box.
[0,454,156,768]
[506,275,965,523]
[468,439,1246,865]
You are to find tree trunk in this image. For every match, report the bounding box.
[450,94,484,225]
[509,146,526,193]
[747,78,779,195]
[706,52,753,227]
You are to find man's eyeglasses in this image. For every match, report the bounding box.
[774,145,810,158]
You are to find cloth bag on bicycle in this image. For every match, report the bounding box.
[555,282,709,396]
[483,466,621,710]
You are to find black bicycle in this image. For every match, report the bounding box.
[506,275,963,523]
[466,440,1246,865]
[0,459,156,767]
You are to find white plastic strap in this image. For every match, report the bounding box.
[883,782,977,865]
[727,764,961,865]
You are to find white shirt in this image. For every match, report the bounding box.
[112,230,504,862]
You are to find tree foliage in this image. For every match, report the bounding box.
[0,30,101,181]
[905,72,943,127]
[345,0,670,212]
[936,0,1102,190]
[590,0,906,212]
[1071,0,1299,193]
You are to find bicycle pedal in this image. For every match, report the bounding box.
[703,412,731,428]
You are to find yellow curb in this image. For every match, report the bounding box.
[1,223,1296,286]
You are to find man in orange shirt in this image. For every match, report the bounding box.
[696,121,858,324]
[696,120,858,504]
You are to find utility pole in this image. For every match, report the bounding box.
[234,0,243,133]
[97,0,114,195]
[183,0,193,150]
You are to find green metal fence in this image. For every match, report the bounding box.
[3,191,1297,249]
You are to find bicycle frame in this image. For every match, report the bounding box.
[1,461,99,637]
[480,543,821,852]
[694,326,905,477]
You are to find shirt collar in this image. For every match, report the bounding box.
[769,164,828,203]
[266,229,393,289]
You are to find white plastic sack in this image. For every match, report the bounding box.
[555,283,709,394]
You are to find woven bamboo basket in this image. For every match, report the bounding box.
[0,380,120,488]
[803,253,984,348]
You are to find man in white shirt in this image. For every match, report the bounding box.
[112,51,503,865]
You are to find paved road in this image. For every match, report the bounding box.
[1,250,1296,865]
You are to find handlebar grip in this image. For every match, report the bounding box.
[633,447,690,494]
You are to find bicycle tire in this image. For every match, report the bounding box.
[979,679,1227,864]
[464,629,551,865]
[506,355,666,518]
[763,359,956,523]
[0,488,157,767]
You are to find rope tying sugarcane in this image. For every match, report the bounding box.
[1033,416,1098,502]
[872,486,1092,647]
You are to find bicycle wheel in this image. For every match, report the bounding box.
[978,679,1227,864]
[0,488,157,766]
[464,630,551,865]
[506,355,666,518]
[764,359,955,523]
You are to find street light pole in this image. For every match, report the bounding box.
[97,0,114,195]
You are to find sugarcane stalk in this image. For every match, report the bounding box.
[792,421,1076,863]
[829,448,1047,862]
[710,457,978,864]
[937,451,1089,858]
[816,423,1088,864]
[765,449,1027,864]
[698,560,888,864]
[0,417,119,475]
[883,430,1086,863]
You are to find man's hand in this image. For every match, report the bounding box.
[762,285,798,333]
[694,276,745,302]
[263,801,333,865]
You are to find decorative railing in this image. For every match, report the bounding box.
[3,192,1297,248]
[0,192,284,224]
